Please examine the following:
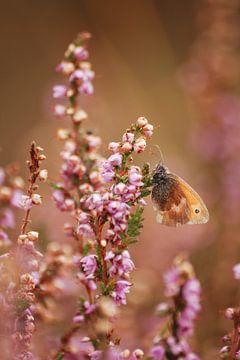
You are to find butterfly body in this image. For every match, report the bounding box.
[152,164,209,227]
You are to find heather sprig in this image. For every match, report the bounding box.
[11,142,46,359]
[220,265,240,359]
[50,33,154,358]
[149,256,201,360]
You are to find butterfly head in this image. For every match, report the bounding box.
[152,164,169,185]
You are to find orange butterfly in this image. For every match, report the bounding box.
[151,163,209,227]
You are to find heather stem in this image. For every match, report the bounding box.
[229,309,240,360]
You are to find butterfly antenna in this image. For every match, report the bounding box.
[154,145,165,165]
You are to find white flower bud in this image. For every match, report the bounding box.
[39,169,48,182]
[122,142,133,152]
[32,194,42,205]
[73,109,88,123]
[27,231,39,242]
[136,116,148,127]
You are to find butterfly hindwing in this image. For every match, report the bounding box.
[151,165,209,227]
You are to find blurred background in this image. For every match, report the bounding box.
[1,0,240,358]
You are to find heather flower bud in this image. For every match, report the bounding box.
[25,321,35,333]
[122,142,133,152]
[57,128,70,140]
[64,223,74,237]
[57,61,75,75]
[122,131,134,143]
[142,123,154,138]
[225,307,235,320]
[27,231,39,242]
[156,302,171,316]
[31,194,42,205]
[136,116,148,127]
[233,263,240,280]
[100,239,107,247]
[54,104,66,117]
[108,142,120,153]
[73,108,88,123]
[0,186,12,201]
[53,85,66,98]
[133,137,146,153]
[20,195,33,210]
[219,345,230,358]
[39,169,48,182]
[66,107,75,116]
[133,349,144,358]
[38,154,46,161]
[12,176,25,189]
[18,234,28,245]
[121,349,130,358]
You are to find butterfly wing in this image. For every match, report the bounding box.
[152,172,209,227]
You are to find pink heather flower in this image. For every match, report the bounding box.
[20,195,33,211]
[85,193,103,212]
[84,301,97,315]
[80,255,97,277]
[90,350,103,360]
[108,142,120,153]
[0,209,15,228]
[52,190,75,211]
[80,81,94,95]
[107,153,123,167]
[74,46,89,60]
[86,134,102,150]
[106,250,135,277]
[185,354,200,360]
[78,223,95,238]
[113,182,127,195]
[163,267,179,297]
[233,263,240,280]
[111,280,131,305]
[150,345,165,360]
[142,123,154,138]
[53,85,67,98]
[73,314,84,324]
[56,61,75,75]
[133,137,147,153]
[11,189,23,208]
[122,131,135,144]
[102,168,115,183]
[0,167,5,185]
[54,104,66,117]
[128,167,143,186]
[70,69,95,82]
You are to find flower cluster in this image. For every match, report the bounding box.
[77,117,153,305]
[0,164,24,249]
[219,265,240,359]
[149,256,201,360]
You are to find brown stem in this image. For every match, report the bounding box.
[229,309,240,360]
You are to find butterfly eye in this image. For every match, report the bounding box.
[195,208,200,214]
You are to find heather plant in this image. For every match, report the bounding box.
[0,142,46,359]
[1,25,240,360]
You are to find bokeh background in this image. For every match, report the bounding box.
[1,1,240,358]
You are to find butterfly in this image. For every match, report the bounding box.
[151,163,209,227]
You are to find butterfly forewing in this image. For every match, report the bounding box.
[151,165,209,227]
